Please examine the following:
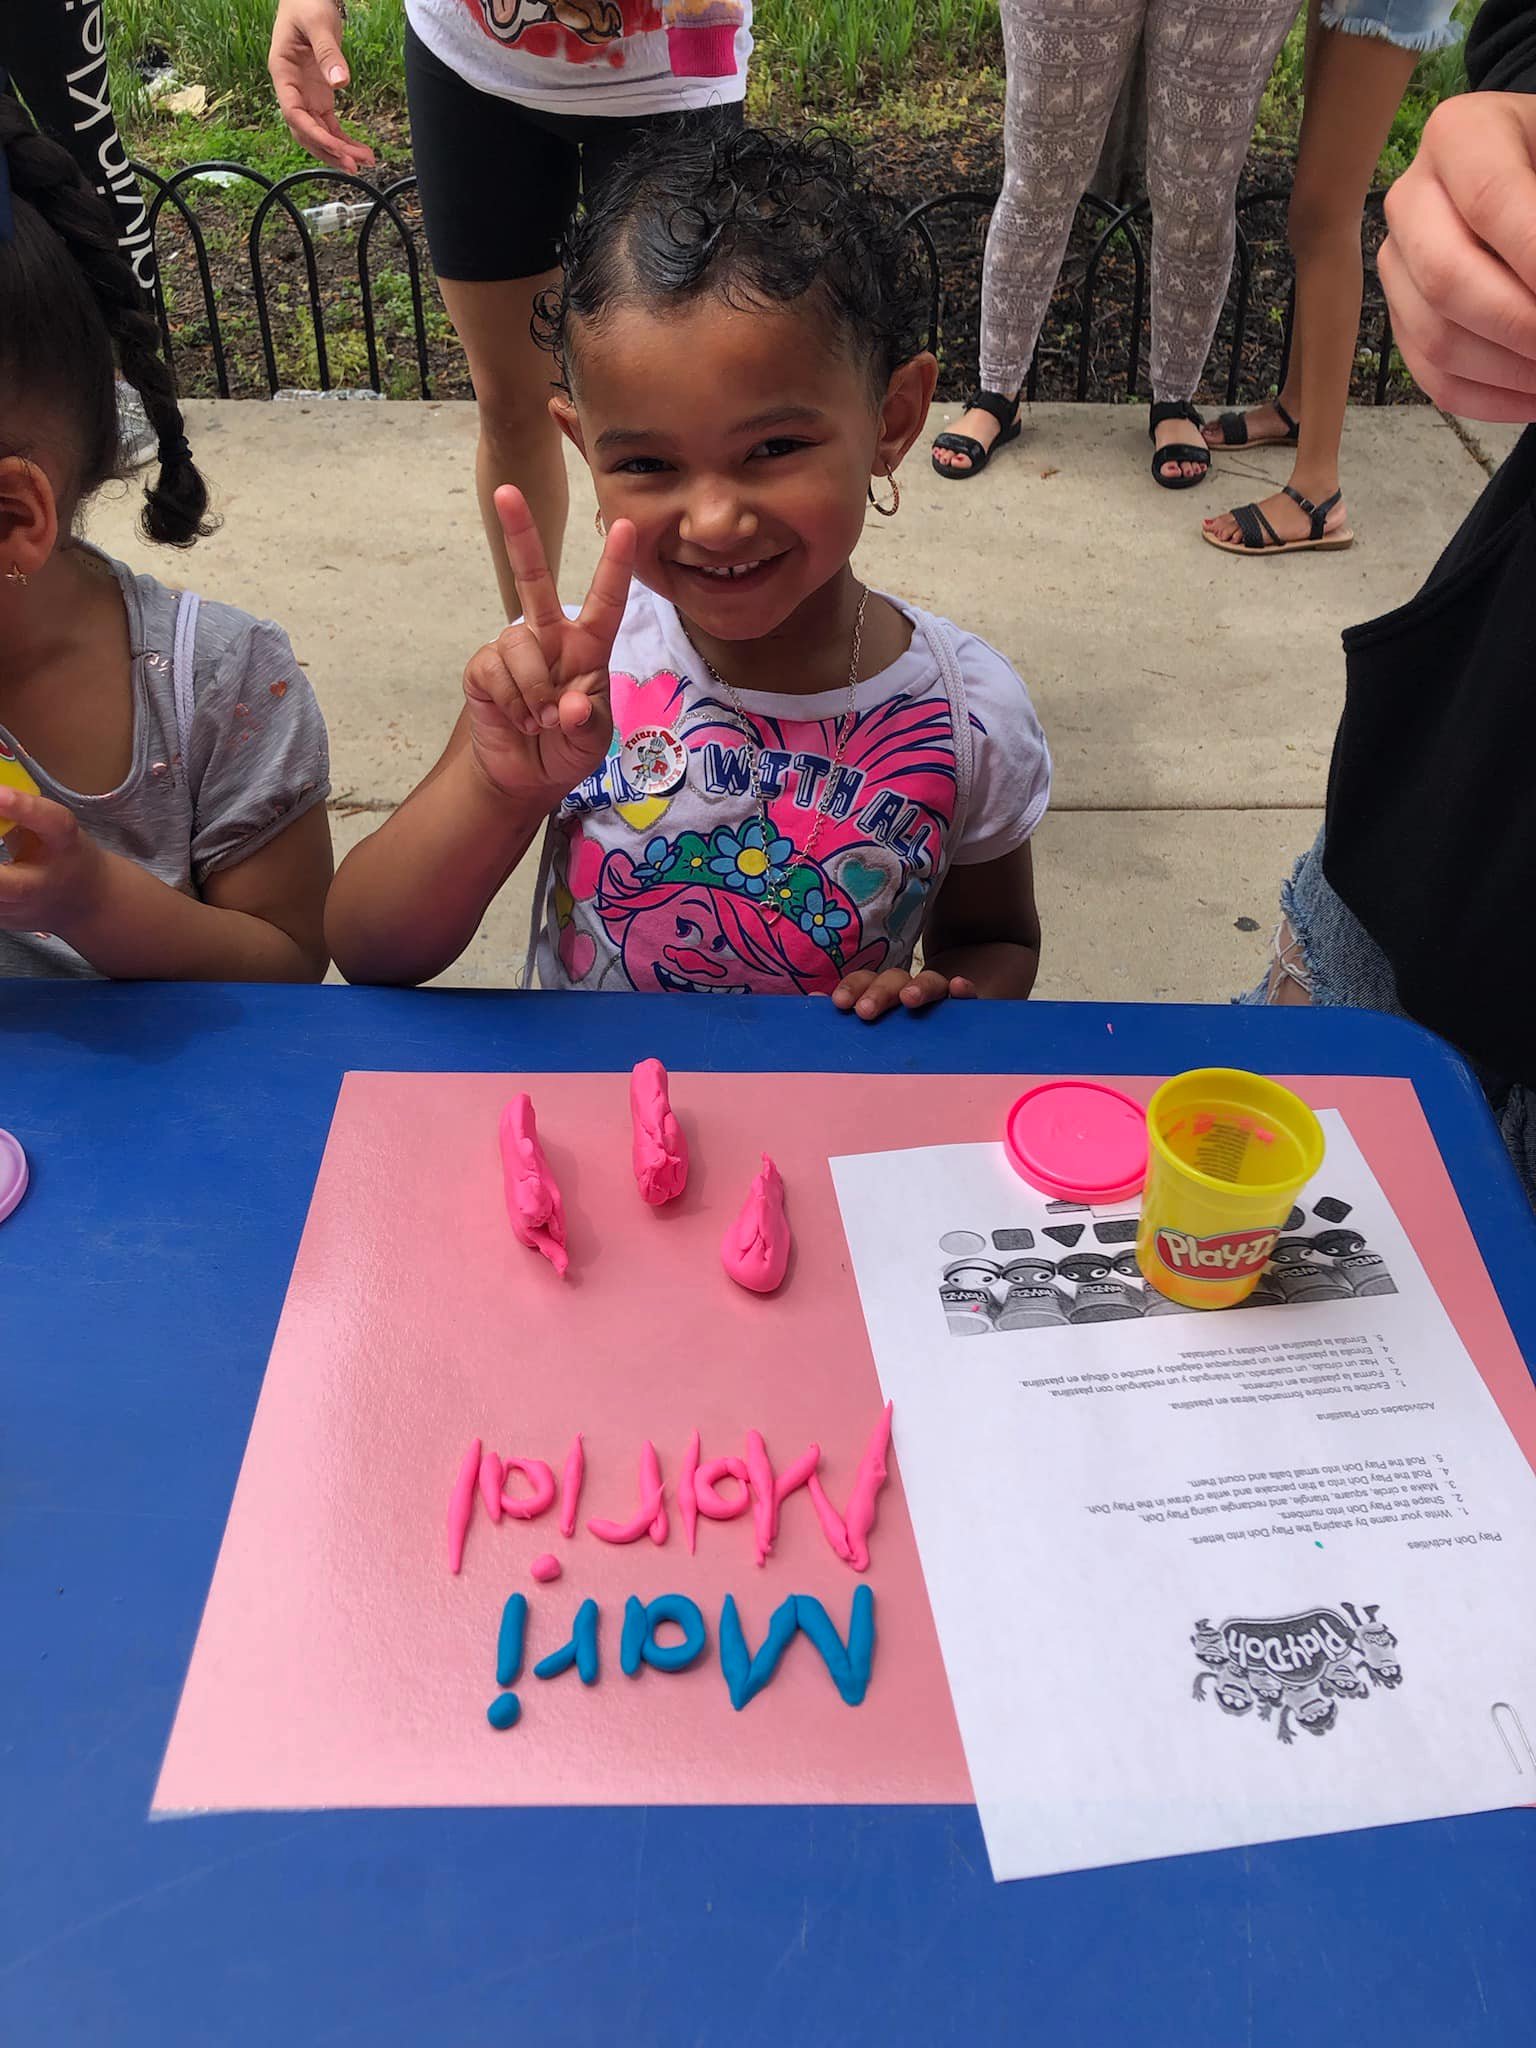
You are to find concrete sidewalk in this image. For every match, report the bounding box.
[90,398,1493,998]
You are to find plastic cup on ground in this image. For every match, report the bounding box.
[1136,1069,1325,1310]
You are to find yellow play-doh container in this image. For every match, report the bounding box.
[1137,1068,1325,1309]
[0,743,39,839]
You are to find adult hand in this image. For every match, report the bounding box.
[0,785,107,935]
[463,484,637,805]
[1380,93,1536,420]
[268,0,377,174]
[831,965,977,1021]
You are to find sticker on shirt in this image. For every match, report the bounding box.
[470,0,626,51]
[618,725,688,797]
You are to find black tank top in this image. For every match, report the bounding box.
[1324,425,1536,1084]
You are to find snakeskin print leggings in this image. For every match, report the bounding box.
[981,0,1300,402]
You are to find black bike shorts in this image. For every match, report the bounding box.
[404,23,741,283]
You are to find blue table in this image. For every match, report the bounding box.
[5,983,1535,2047]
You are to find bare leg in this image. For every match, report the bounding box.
[437,270,571,616]
[933,0,1144,475]
[1204,24,1418,547]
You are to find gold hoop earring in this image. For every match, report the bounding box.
[4,563,27,586]
[867,470,900,519]
[594,507,606,537]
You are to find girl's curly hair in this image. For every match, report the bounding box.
[535,125,930,396]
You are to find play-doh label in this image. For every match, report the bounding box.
[1154,1225,1279,1279]
[1192,1603,1402,1744]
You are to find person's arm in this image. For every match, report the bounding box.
[325,715,553,987]
[0,784,332,980]
[831,842,1041,1020]
[1378,5,1536,419]
[268,0,376,174]
[326,487,637,987]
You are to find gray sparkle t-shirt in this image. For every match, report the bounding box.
[0,549,330,978]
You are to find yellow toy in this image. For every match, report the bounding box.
[1137,1067,1325,1310]
[0,740,40,839]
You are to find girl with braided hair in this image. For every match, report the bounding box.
[0,98,334,981]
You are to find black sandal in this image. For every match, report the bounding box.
[1203,483,1355,557]
[931,389,1022,480]
[1208,399,1299,449]
[1149,400,1210,490]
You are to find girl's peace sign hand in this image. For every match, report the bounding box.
[463,485,637,805]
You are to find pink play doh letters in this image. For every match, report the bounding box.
[447,1408,894,1577]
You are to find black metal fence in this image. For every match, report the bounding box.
[133,159,1396,406]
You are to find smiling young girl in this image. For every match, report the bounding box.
[327,128,1051,1018]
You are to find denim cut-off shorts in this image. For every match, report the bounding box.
[1319,0,1462,54]
[1240,829,1536,1208]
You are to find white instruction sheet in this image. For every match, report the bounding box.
[831,1111,1536,1881]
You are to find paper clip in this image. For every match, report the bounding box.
[1491,1702,1535,1776]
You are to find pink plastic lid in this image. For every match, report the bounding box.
[0,1128,28,1225]
[1004,1081,1147,1204]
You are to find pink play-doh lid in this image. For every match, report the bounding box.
[1004,1081,1148,1204]
[0,1128,29,1225]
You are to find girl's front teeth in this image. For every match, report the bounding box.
[698,560,763,579]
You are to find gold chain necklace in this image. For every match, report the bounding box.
[680,588,869,915]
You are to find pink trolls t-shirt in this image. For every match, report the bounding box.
[531,582,1051,995]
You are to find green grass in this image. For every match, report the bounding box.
[108,0,406,130]
[106,0,1002,140]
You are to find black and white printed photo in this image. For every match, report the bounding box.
[936,1190,1398,1339]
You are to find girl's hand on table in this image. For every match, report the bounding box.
[463,485,636,809]
[0,784,107,934]
[832,965,977,1021]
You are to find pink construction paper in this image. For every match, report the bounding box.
[154,1072,1536,1815]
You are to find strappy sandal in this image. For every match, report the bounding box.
[1148,400,1210,490]
[1203,484,1355,557]
[1206,399,1300,450]
[931,389,1022,480]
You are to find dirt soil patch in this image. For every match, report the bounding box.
[148,114,1412,409]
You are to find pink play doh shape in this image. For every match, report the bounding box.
[1003,1080,1147,1206]
[478,1450,504,1524]
[643,1438,669,1545]
[499,1094,569,1277]
[447,1438,481,1576]
[844,1401,893,1573]
[500,1456,557,1520]
[631,1058,689,1206]
[745,1428,777,1567]
[531,1553,562,1584]
[680,1429,701,1554]
[588,1442,666,1544]
[559,1432,584,1539]
[695,1456,751,1520]
[721,1154,790,1294]
[805,1471,854,1563]
[774,1443,821,1509]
